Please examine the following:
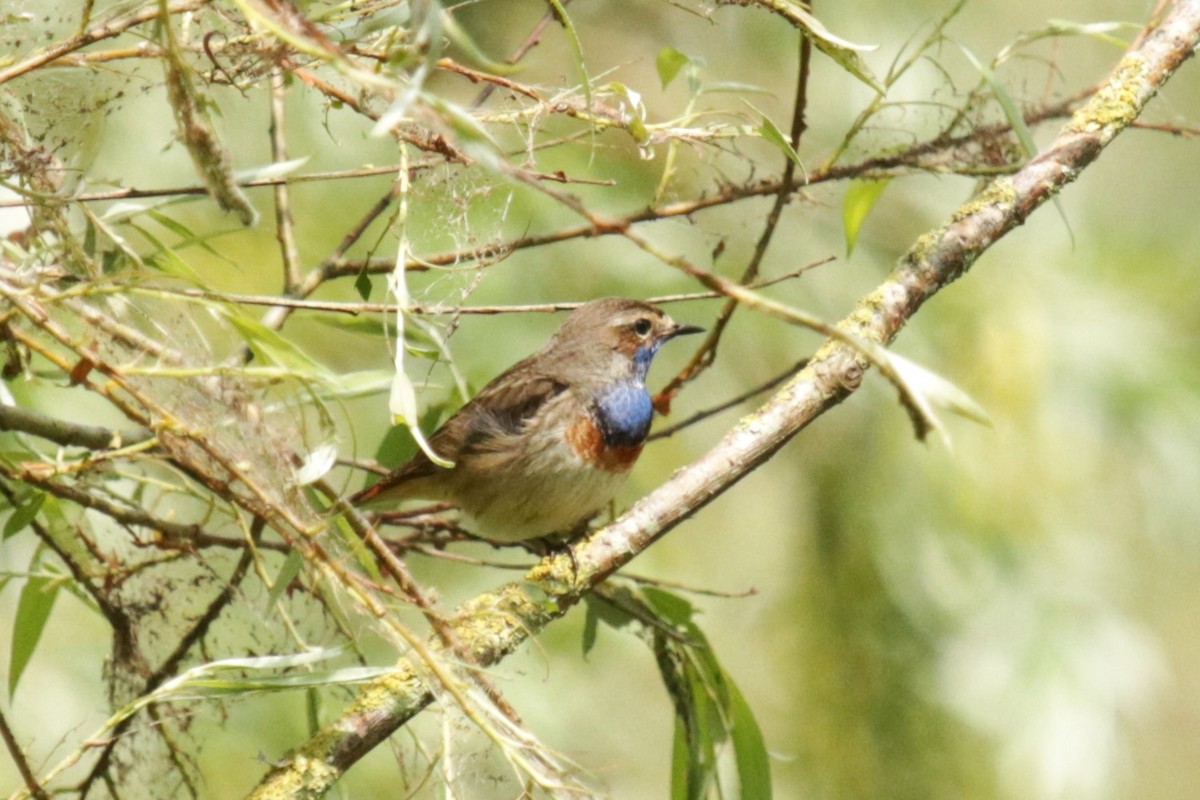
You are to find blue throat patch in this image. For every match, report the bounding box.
[594,380,654,447]
[631,343,659,381]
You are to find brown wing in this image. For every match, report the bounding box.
[349,357,567,505]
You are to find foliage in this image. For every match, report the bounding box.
[0,1,1196,799]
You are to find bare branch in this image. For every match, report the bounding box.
[0,405,150,450]
[0,709,50,800]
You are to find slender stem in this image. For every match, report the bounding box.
[0,709,50,800]
[269,67,303,296]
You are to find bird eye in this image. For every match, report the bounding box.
[633,318,653,337]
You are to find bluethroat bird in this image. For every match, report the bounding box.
[350,297,702,541]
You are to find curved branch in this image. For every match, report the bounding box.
[247,2,1200,796]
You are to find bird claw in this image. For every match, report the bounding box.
[523,534,580,581]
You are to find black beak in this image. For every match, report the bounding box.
[668,322,705,339]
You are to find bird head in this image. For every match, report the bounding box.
[547,297,703,381]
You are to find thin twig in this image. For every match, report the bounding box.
[0,165,403,208]
[135,258,831,317]
[471,1,569,107]
[0,462,206,542]
[322,183,403,271]
[0,710,50,800]
[648,359,808,441]
[0,404,151,450]
[269,67,303,295]
[1129,119,1200,137]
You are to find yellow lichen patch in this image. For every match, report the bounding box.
[248,740,343,800]
[842,285,891,337]
[344,667,424,715]
[903,228,945,270]
[950,178,1017,224]
[1069,54,1147,133]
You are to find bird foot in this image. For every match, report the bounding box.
[523,534,580,580]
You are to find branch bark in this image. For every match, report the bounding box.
[247,2,1200,796]
[0,404,150,450]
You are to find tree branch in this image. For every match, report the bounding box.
[0,709,51,800]
[246,1,1200,796]
[0,0,210,86]
[0,404,150,450]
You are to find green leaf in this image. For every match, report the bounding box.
[701,81,772,96]
[145,208,204,243]
[728,678,772,799]
[957,43,1036,158]
[643,586,696,627]
[440,8,519,75]
[181,647,345,672]
[607,82,650,145]
[224,311,335,380]
[328,513,381,582]
[1042,18,1132,47]
[957,42,1074,243]
[774,1,882,92]
[234,156,310,183]
[127,222,202,283]
[354,267,373,301]
[388,358,454,468]
[645,586,772,800]
[867,345,993,445]
[785,1,876,52]
[266,548,306,611]
[306,686,321,734]
[310,313,394,337]
[582,599,600,658]
[100,248,122,273]
[146,647,390,700]
[144,208,236,266]
[322,2,410,39]
[998,20,1133,64]
[3,492,44,539]
[83,216,96,257]
[657,47,690,89]
[843,178,891,255]
[756,113,802,169]
[312,369,394,402]
[581,591,641,658]
[547,0,592,120]
[156,665,390,697]
[885,350,993,431]
[372,418,419,470]
[678,649,721,800]
[748,101,808,182]
[427,94,500,147]
[9,572,60,697]
[81,204,144,270]
[670,716,690,800]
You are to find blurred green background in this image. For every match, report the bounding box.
[2,0,1199,797]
